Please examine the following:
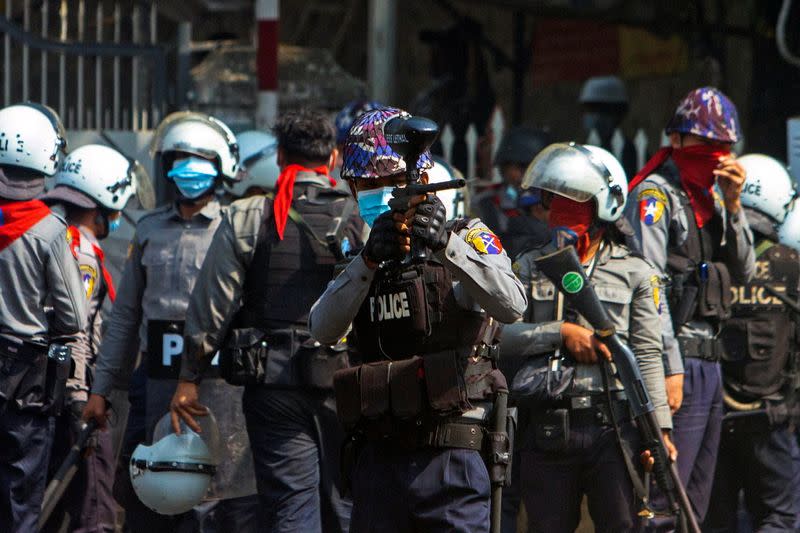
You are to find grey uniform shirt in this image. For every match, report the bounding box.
[92,200,222,397]
[309,217,528,346]
[0,205,86,346]
[624,162,755,375]
[179,173,357,381]
[501,241,672,429]
[66,225,107,402]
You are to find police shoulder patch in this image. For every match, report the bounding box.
[466,227,504,255]
[650,274,662,314]
[639,194,665,226]
[80,264,98,299]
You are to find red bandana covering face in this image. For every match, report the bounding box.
[629,144,729,228]
[0,199,51,252]
[273,164,335,240]
[67,226,116,302]
[548,196,598,262]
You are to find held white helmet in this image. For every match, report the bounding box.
[130,412,220,516]
[738,154,795,223]
[427,156,466,219]
[151,111,239,181]
[49,144,137,211]
[522,142,628,222]
[0,103,66,176]
[229,130,279,197]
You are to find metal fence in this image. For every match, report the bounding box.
[0,0,168,131]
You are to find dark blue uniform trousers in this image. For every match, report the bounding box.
[0,406,54,532]
[349,443,490,532]
[242,387,351,533]
[520,419,641,533]
[704,419,798,532]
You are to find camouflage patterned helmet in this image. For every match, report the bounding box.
[341,107,433,180]
[665,87,741,144]
[334,99,384,145]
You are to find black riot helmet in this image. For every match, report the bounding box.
[494,127,552,167]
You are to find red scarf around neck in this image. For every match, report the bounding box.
[548,196,600,262]
[0,199,51,252]
[629,145,729,228]
[67,225,117,302]
[273,164,335,240]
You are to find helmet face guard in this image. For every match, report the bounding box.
[522,143,610,202]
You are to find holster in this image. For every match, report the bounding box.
[484,403,516,488]
[0,337,70,415]
[219,328,268,386]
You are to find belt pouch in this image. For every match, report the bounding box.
[423,350,469,414]
[263,329,296,386]
[43,344,71,415]
[220,328,268,386]
[389,356,423,418]
[333,366,362,427]
[298,334,350,390]
[0,344,46,412]
[360,362,391,418]
[533,408,569,452]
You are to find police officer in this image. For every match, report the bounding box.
[625,87,755,528]
[170,109,361,532]
[0,103,86,531]
[40,144,137,532]
[704,154,799,532]
[578,75,637,179]
[308,107,527,532]
[501,142,673,531]
[82,111,261,531]
[472,126,551,257]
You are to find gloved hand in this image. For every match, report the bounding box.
[410,194,449,252]
[363,211,408,265]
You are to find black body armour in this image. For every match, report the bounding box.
[229,184,358,388]
[665,174,732,331]
[720,238,799,401]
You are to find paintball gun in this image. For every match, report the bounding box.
[533,246,701,533]
[383,115,465,262]
[39,419,99,529]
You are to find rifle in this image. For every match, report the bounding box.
[39,419,99,530]
[383,115,465,262]
[533,246,701,533]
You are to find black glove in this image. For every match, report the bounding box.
[411,195,449,252]
[363,211,406,264]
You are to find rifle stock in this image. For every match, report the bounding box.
[533,246,701,533]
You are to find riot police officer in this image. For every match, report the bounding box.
[40,144,137,532]
[170,108,362,532]
[578,75,637,179]
[308,107,527,532]
[624,87,755,528]
[704,154,799,531]
[472,126,551,257]
[83,111,261,531]
[0,103,86,531]
[502,142,673,531]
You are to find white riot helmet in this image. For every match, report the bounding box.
[229,130,279,197]
[130,412,220,515]
[779,199,800,251]
[738,154,794,223]
[47,144,138,211]
[522,142,627,222]
[427,156,466,219]
[0,103,66,176]
[151,111,239,181]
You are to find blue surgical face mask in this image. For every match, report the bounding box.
[357,186,394,227]
[108,217,121,233]
[167,157,219,199]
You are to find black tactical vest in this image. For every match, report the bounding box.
[720,238,799,401]
[665,172,732,330]
[350,260,498,362]
[237,184,355,330]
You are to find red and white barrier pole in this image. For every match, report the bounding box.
[256,0,279,129]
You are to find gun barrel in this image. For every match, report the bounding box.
[408,178,466,195]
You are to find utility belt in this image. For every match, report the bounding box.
[145,320,220,380]
[678,337,725,363]
[0,336,71,416]
[332,347,504,429]
[219,326,349,389]
[667,262,732,332]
